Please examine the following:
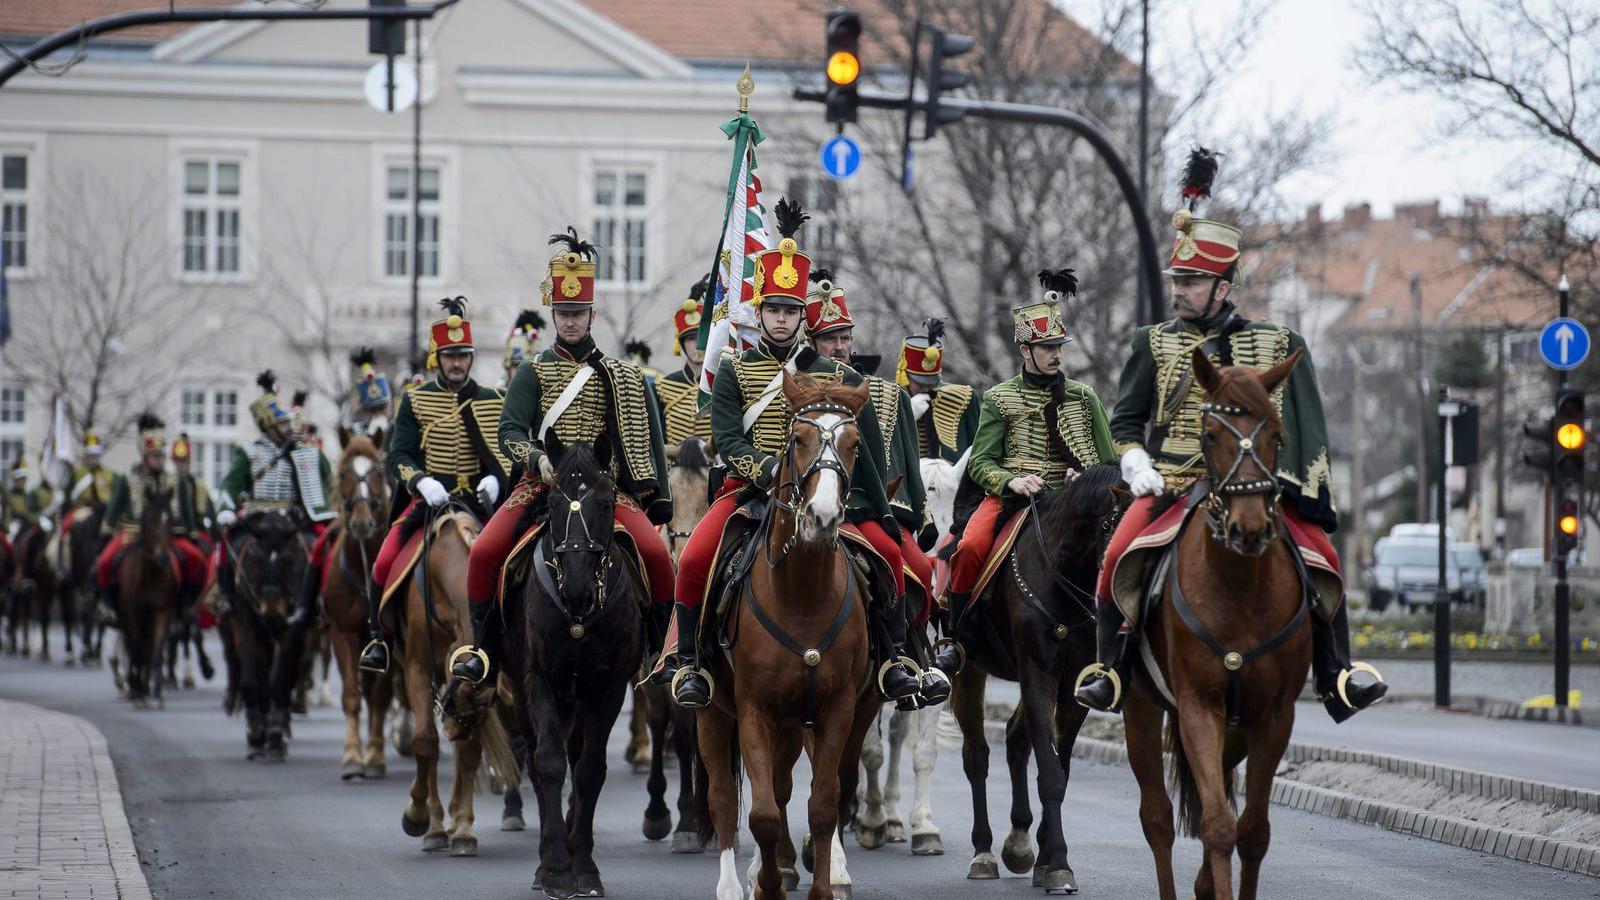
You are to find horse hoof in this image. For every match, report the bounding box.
[911,833,944,856]
[64,657,76,668]
[968,853,1000,880]
[642,811,673,841]
[363,763,387,780]
[779,867,799,891]
[670,831,705,854]
[501,814,526,832]
[574,872,605,897]
[341,760,364,781]
[541,869,577,900]
[631,758,651,776]
[449,836,478,857]
[182,675,196,689]
[401,812,429,838]
[855,821,886,851]
[1039,867,1078,895]
[884,820,906,844]
[1001,832,1035,874]
[830,886,852,900]
[246,748,265,761]
[422,833,448,852]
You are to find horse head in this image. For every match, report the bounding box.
[336,429,390,542]
[540,431,618,618]
[237,511,308,621]
[919,451,967,540]
[778,370,869,544]
[138,485,173,556]
[1190,346,1302,557]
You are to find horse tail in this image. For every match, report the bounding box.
[480,702,523,793]
[1166,717,1203,838]
[695,718,741,848]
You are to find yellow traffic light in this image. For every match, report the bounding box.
[1557,422,1586,450]
[827,50,860,86]
[1560,514,1581,536]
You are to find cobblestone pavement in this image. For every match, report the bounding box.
[0,699,150,900]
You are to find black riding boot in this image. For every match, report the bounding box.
[97,584,119,628]
[670,603,712,710]
[1312,601,1387,723]
[928,591,971,678]
[1074,603,1132,713]
[647,602,678,686]
[285,561,321,628]
[358,584,391,674]
[871,598,922,703]
[450,600,498,684]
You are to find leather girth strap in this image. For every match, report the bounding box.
[739,559,858,729]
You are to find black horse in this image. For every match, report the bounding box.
[948,463,1127,894]
[63,506,107,665]
[505,435,650,900]
[222,510,313,760]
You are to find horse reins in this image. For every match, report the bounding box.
[768,400,856,568]
[1198,401,1283,545]
[1019,484,1099,640]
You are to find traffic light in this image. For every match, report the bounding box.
[924,26,974,138]
[824,10,862,124]
[1523,415,1554,477]
[368,0,405,56]
[1553,389,1586,555]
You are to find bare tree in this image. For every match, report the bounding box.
[3,171,207,442]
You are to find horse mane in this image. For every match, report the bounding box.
[554,441,615,493]
[1033,463,1123,569]
[674,436,709,473]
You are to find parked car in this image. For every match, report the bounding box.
[1365,537,1487,612]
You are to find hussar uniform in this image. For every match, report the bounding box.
[898,321,981,464]
[95,416,207,617]
[1074,149,1385,721]
[654,278,713,448]
[170,434,217,550]
[344,347,394,440]
[930,271,1115,679]
[501,310,545,389]
[59,432,115,536]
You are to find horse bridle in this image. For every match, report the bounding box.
[545,477,616,612]
[769,401,857,567]
[1198,400,1283,546]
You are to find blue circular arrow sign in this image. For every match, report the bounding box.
[819,134,862,180]
[1539,317,1591,371]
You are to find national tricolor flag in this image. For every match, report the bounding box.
[695,109,772,407]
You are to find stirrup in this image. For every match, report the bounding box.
[931,636,965,672]
[670,666,714,709]
[876,656,923,699]
[359,639,389,674]
[449,645,491,684]
[1335,661,1385,710]
[1073,662,1123,710]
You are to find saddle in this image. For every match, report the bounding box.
[494,497,651,629]
[377,507,481,634]
[109,542,184,586]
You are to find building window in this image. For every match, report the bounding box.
[0,387,23,473]
[788,175,841,257]
[591,168,648,284]
[177,385,241,491]
[180,157,243,276]
[1,152,28,272]
[0,386,23,424]
[383,163,440,279]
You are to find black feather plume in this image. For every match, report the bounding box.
[623,339,653,364]
[256,370,277,393]
[136,411,165,431]
[689,273,712,302]
[924,317,946,345]
[773,198,809,239]
[291,390,308,407]
[437,296,468,318]
[349,347,377,367]
[1179,146,1222,207]
[547,226,598,260]
[1037,268,1079,297]
[513,310,546,332]
[809,266,834,284]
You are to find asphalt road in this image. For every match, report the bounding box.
[2,634,1598,900]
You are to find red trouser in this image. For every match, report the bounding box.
[947,495,1006,596]
[674,478,907,609]
[899,527,935,625]
[96,533,207,589]
[371,498,419,590]
[1094,494,1342,606]
[464,477,676,607]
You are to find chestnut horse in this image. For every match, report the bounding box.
[698,372,882,900]
[1123,348,1311,900]
[324,427,394,780]
[117,488,179,707]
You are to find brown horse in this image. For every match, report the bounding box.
[1123,348,1311,900]
[117,488,180,707]
[324,427,394,780]
[698,372,882,900]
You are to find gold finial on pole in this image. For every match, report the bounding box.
[736,62,755,113]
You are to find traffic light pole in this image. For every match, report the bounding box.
[1436,387,1454,709]
[797,86,1168,325]
[1555,277,1571,709]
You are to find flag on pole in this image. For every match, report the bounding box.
[695,70,773,408]
[39,393,75,488]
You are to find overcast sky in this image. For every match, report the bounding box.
[1073,0,1545,221]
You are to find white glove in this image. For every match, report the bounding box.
[537,455,556,484]
[1121,447,1165,498]
[217,509,237,527]
[416,476,449,508]
[39,516,53,532]
[909,393,932,419]
[476,475,500,506]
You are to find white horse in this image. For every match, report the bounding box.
[855,449,968,857]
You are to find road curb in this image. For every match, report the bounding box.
[980,721,1600,879]
[78,716,155,900]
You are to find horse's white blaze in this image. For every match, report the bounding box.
[351,456,374,478]
[801,412,845,537]
[716,848,742,900]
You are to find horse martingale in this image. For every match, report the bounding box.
[1198,400,1283,547]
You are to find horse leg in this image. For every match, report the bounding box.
[952,668,998,879]
[238,630,269,759]
[1018,663,1075,892]
[805,697,862,900]
[150,607,171,709]
[1048,680,1091,891]
[883,706,911,844]
[855,708,889,850]
[627,684,651,771]
[643,686,673,841]
[1002,702,1035,876]
[1178,702,1236,900]
[1124,692,1177,900]
[447,728,482,858]
[192,621,214,681]
[36,580,50,661]
[329,626,365,779]
[570,681,627,897]
[737,710,786,900]
[525,673,577,896]
[697,706,743,900]
[908,705,943,855]
[363,661,393,779]
[771,728,803,891]
[829,690,881,896]
[671,703,703,853]
[1236,712,1291,900]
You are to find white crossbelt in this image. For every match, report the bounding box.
[741,357,800,432]
[540,364,596,443]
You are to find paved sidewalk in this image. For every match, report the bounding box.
[0,699,151,900]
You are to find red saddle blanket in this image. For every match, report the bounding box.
[967,508,1033,606]
[495,521,650,627]
[377,511,479,634]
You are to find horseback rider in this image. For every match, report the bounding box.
[5,456,51,541]
[653,275,714,454]
[929,270,1116,679]
[804,265,948,706]
[502,310,545,390]
[360,297,511,673]
[453,229,675,686]
[95,415,207,623]
[170,433,218,557]
[215,372,336,598]
[1073,149,1388,722]
[666,199,923,710]
[60,432,115,533]
[899,319,981,464]
[344,347,394,440]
